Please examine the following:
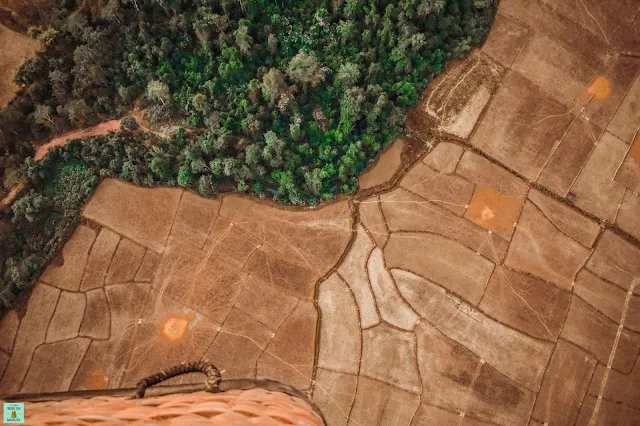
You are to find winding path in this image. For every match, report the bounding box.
[33,120,122,161]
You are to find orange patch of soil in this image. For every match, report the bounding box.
[584,76,611,102]
[86,370,110,390]
[34,120,121,160]
[160,311,197,341]
[464,183,523,239]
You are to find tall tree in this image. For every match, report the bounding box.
[234,22,253,56]
[262,130,285,167]
[261,68,287,105]
[146,80,171,105]
[336,62,361,88]
[286,51,327,90]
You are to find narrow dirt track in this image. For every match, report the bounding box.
[33,120,121,160]
[0,182,25,210]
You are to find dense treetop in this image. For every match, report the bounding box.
[4,0,496,202]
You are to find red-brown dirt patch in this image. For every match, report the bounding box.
[583,76,611,102]
[464,183,522,239]
[85,369,109,390]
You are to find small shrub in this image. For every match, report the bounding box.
[120,116,139,131]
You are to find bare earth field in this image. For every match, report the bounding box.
[1,0,640,425]
[0,23,38,108]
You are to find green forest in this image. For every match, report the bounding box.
[0,0,496,309]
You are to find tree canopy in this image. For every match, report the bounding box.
[1,0,497,202]
[0,0,497,310]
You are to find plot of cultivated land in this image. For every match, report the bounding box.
[2,1,640,425]
[0,182,352,394]
[419,52,503,139]
[358,137,405,190]
[0,23,38,108]
[314,145,640,426]
[4,141,639,424]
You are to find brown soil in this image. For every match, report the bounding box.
[0,0,33,32]
[0,23,38,109]
[358,138,406,191]
[631,135,640,165]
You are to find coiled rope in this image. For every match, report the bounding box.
[134,361,221,399]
